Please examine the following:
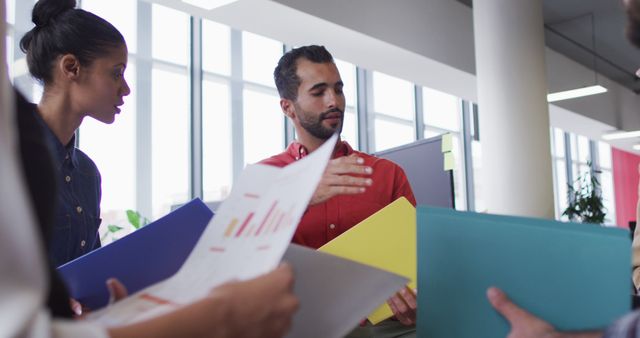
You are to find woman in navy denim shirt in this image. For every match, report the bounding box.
[19,0,130,267]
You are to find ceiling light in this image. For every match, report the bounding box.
[181,0,238,10]
[547,85,607,102]
[602,130,640,141]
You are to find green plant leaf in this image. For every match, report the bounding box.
[108,225,123,233]
[126,209,141,229]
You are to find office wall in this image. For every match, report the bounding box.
[613,148,640,228]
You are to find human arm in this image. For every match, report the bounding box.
[486,287,602,338]
[107,264,298,338]
[309,154,373,206]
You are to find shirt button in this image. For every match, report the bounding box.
[76,206,83,213]
[65,175,71,183]
[329,224,336,230]
[80,240,86,247]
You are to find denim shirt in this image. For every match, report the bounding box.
[31,106,102,267]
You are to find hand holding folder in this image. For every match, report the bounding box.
[318,197,417,324]
[418,207,631,338]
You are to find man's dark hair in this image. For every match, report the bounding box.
[626,0,640,48]
[274,45,334,101]
[19,0,125,85]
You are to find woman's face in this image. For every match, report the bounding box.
[74,43,130,124]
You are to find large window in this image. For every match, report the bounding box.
[422,87,464,209]
[335,59,358,149]
[550,128,617,225]
[371,71,415,151]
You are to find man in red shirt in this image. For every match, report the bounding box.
[260,45,418,332]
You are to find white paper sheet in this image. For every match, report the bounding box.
[282,244,409,338]
[88,134,338,325]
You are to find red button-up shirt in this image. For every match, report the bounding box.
[260,140,417,249]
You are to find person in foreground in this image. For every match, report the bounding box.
[260,45,417,335]
[0,2,298,338]
[487,0,640,337]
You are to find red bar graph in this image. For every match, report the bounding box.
[235,212,255,237]
[140,293,178,306]
[269,212,286,234]
[254,201,278,236]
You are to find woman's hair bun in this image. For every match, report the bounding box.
[32,0,76,28]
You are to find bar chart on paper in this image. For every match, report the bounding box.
[87,134,339,326]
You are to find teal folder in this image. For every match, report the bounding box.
[417,206,631,338]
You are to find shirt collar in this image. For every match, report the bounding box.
[287,139,354,161]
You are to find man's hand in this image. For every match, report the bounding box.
[208,264,299,338]
[309,154,372,206]
[387,286,417,326]
[486,287,602,338]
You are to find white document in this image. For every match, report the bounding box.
[88,134,338,325]
[282,244,409,338]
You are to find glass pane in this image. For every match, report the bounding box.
[372,71,414,120]
[451,134,465,210]
[151,68,190,219]
[335,59,356,108]
[341,108,358,150]
[152,4,189,66]
[373,118,414,152]
[79,62,137,243]
[552,128,565,158]
[554,159,568,220]
[202,19,231,76]
[203,79,233,201]
[472,140,484,212]
[6,0,14,25]
[5,35,13,80]
[599,170,616,225]
[424,128,441,139]
[577,135,590,164]
[569,134,578,161]
[242,32,282,87]
[423,87,460,132]
[243,89,284,165]
[81,0,137,53]
[598,141,612,169]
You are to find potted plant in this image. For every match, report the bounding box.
[562,161,607,224]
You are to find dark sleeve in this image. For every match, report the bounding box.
[603,310,640,338]
[15,89,74,319]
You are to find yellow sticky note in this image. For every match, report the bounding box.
[444,151,454,171]
[441,133,453,153]
[318,197,416,324]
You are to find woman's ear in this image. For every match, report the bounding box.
[59,54,81,80]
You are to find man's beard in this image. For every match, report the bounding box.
[296,106,344,140]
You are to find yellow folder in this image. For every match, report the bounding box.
[317,197,416,324]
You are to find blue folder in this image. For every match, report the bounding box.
[417,206,631,338]
[57,198,214,310]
